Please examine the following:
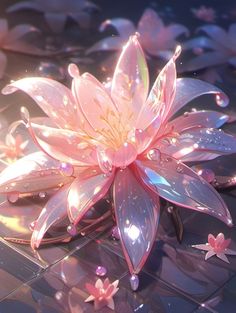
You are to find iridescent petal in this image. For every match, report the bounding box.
[198,25,230,48]
[167,78,229,120]
[165,24,189,40]
[67,167,114,224]
[183,37,223,52]
[137,46,180,130]
[135,155,232,225]
[184,52,228,72]
[31,184,69,249]
[106,143,137,168]
[100,18,135,37]
[6,1,41,13]
[165,110,229,133]
[5,24,39,43]
[111,34,149,128]
[26,119,98,166]
[113,167,160,274]
[0,152,72,194]
[138,8,164,40]
[2,77,79,131]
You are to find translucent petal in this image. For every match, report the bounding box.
[44,13,67,33]
[183,37,223,52]
[138,8,164,41]
[165,110,229,134]
[137,46,180,130]
[27,120,98,166]
[135,156,232,225]
[113,167,160,274]
[6,24,39,43]
[165,24,189,39]
[167,78,229,120]
[6,1,41,13]
[31,184,69,249]
[106,143,137,167]
[73,72,119,137]
[100,18,135,38]
[184,52,228,72]
[2,77,79,131]
[111,34,149,128]
[198,25,230,48]
[67,167,114,224]
[0,152,73,194]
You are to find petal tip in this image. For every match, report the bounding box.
[2,84,17,95]
[68,63,80,78]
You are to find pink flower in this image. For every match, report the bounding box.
[87,8,189,60]
[0,132,28,163]
[192,233,236,263]
[183,24,236,71]
[1,35,235,274]
[7,0,99,33]
[0,19,42,78]
[85,278,119,311]
[192,6,216,23]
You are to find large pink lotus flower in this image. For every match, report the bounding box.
[7,0,99,33]
[183,24,236,71]
[193,233,236,263]
[87,8,189,60]
[1,35,235,275]
[85,278,119,311]
[0,19,43,78]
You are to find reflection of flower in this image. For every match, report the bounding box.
[192,233,236,263]
[183,24,236,71]
[87,8,188,60]
[0,19,40,78]
[0,133,28,163]
[1,35,235,275]
[7,0,99,33]
[191,6,216,23]
[85,278,119,311]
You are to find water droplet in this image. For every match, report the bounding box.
[95,266,107,277]
[97,149,113,174]
[147,149,161,161]
[29,220,37,231]
[215,93,228,108]
[7,192,19,203]
[111,226,120,240]
[67,224,77,236]
[37,62,66,81]
[198,168,215,183]
[60,163,74,176]
[55,291,65,303]
[39,191,47,199]
[130,274,139,291]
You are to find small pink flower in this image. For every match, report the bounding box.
[85,278,119,311]
[192,6,216,23]
[0,133,28,162]
[192,233,236,263]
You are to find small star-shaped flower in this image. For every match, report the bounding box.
[85,278,119,311]
[192,232,236,263]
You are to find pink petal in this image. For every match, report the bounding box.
[137,46,180,130]
[165,110,229,134]
[6,1,41,13]
[192,243,212,251]
[5,24,39,44]
[67,167,114,224]
[103,278,110,290]
[184,52,228,71]
[165,24,189,40]
[183,36,223,52]
[198,25,230,48]
[85,283,100,298]
[167,78,229,120]
[221,238,231,250]
[106,142,137,168]
[0,51,7,79]
[2,77,79,131]
[205,250,216,260]
[26,118,98,166]
[208,234,216,247]
[72,72,119,137]
[44,12,67,33]
[31,184,69,249]
[135,155,232,225]
[100,18,135,38]
[86,36,125,54]
[113,167,160,274]
[107,298,115,310]
[111,34,149,128]
[216,253,229,263]
[0,152,73,194]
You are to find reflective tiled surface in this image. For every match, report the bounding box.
[0,0,236,312]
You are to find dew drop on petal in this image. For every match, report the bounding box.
[7,192,19,203]
[67,224,77,236]
[147,149,161,161]
[39,191,47,199]
[130,274,139,291]
[60,163,74,176]
[215,93,228,108]
[198,168,215,183]
[95,265,107,277]
[29,220,37,232]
